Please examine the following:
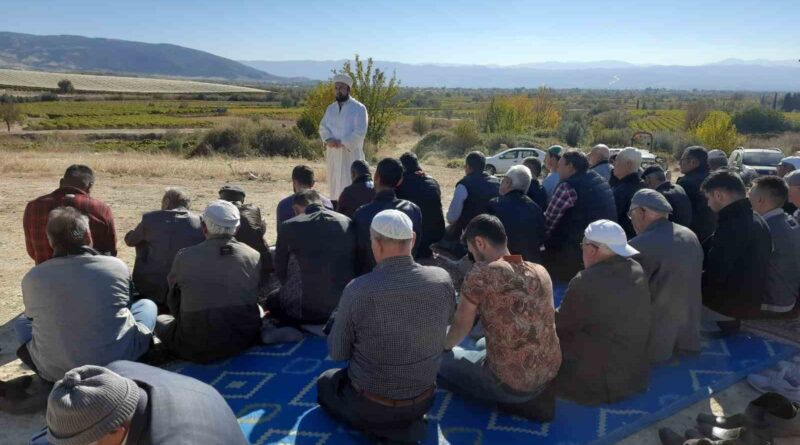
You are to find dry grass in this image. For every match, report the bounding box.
[743,132,800,153]
[0,68,266,94]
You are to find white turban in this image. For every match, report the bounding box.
[333,74,353,88]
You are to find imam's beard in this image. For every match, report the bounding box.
[336,92,349,103]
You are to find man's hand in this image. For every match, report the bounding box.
[325,138,343,149]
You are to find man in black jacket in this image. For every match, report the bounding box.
[271,190,356,326]
[612,148,645,239]
[677,146,717,242]
[396,152,446,259]
[434,151,500,259]
[642,165,693,228]
[523,157,549,211]
[219,184,273,274]
[701,171,772,334]
[352,158,423,274]
[336,161,376,218]
[487,165,546,263]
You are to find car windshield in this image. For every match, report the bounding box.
[742,152,783,166]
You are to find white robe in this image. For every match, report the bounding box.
[319,97,368,199]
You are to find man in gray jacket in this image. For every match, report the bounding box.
[155,200,262,363]
[629,189,703,363]
[125,188,204,306]
[749,176,800,316]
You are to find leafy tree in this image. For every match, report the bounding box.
[695,111,738,154]
[531,87,561,129]
[782,93,793,112]
[481,97,517,133]
[411,113,431,136]
[0,101,23,131]
[296,81,335,138]
[732,107,789,134]
[57,79,74,94]
[337,55,404,149]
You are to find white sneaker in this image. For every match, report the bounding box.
[748,369,800,402]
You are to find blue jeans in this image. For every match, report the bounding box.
[437,338,540,404]
[13,298,158,346]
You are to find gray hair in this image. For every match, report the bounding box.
[616,147,642,170]
[505,165,532,193]
[46,207,90,251]
[204,220,238,237]
[590,144,610,160]
[163,187,191,210]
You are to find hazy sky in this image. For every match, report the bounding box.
[5,0,798,65]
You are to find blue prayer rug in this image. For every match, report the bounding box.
[172,284,797,444]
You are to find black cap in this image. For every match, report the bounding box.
[219,184,245,198]
[641,165,664,179]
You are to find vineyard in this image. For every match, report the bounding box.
[629,110,686,132]
[0,69,266,94]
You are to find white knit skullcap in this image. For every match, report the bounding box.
[371,210,413,240]
[333,74,353,88]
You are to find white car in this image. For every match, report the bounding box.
[485,147,547,175]
[609,147,660,167]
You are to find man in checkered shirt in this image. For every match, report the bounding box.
[318,209,456,444]
[23,165,116,264]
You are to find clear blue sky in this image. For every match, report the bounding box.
[4,0,798,65]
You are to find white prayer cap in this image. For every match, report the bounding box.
[584,219,639,257]
[202,199,240,228]
[333,74,353,88]
[371,209,413,240]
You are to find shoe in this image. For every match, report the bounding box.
[695,424,767,444]
[697,413,753,429]
[659,428,685,445]
[746,392,800,438]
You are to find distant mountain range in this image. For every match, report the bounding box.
[0,31,294,84]
[241,59,800,91]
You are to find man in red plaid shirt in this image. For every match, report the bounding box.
[23,165,117,264]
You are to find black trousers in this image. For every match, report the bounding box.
[543,244,583,283]
[316,368,432,444]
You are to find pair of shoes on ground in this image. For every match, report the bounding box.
[659,392,800,444]
[748,356,800,402]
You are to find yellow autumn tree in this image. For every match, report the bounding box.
[296,81,335,138]
[695,111,739,154]
[531,87,561,130]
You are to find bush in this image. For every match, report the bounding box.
[296,82,334,138]
[652,131,702,159]
[560,121,585,147]
[485,134,518,151]
[595,110,630,129]
[733,108,789,134]
[195,121,322,159]
[450,120,482,153]
[198,127,251,156]
[412,113,431,136]
[695,111,739,153]
[252,126,321,158]
[296,114,318,139]
[592,128,631,147]
[57,79,75,94]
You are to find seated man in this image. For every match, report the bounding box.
[276,165,333,225]
[612,147,645,238]
[16,207,155,383]
[24,164,116,265]
[641,165,693,228]
[125,188,204,305]
[777,157,800,215]
[34,361,247,445]
[701,171,772,333]
[156,200,262,363]
[336,160,376,218]
[269,190,356,327]
[677,146,716,242]
[788,170,800,220]
[544,151,617,282]
[588,143,613,182]
[523,156,548,211]
[542,145,563,199]
[318,210,455,444]
[629,189,703,363]
[486,165,546,263]
[353,158,423,274]
[439,215,561,421]
[555,220,651,405]
[707,149,729,172]
[749,176,800,316]
[436,151,500,258]
[219,184,273,274]
[396,152,446,259]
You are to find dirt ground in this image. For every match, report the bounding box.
[0,148,764,444]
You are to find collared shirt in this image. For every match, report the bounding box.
[544,182,578,235]
[23,187,116,264]
[327,255,456,399]
[461,255,561,392]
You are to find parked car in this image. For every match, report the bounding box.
[728,148,784,185]
[609,147,661,168]
[485,147,546,175]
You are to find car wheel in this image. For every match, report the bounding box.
[486,165,497,175]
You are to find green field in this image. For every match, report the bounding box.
[629,110,686,132]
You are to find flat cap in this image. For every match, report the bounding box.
[203,200,241,228]
[630,189,673,214]
[218,184,245,197]
[786,170,800,187]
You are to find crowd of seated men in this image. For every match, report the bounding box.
[6,140,800,444]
